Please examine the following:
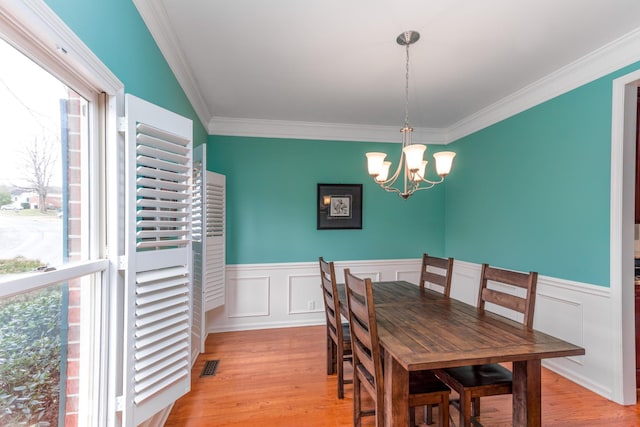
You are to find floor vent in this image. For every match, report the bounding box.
[200,359,220,377]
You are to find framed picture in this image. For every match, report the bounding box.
[317,183,362,230]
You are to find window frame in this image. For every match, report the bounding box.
[0,1,125,426]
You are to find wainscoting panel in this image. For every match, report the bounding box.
[206,258,615,401]
[227,276,270,318]
[288,273,324,315]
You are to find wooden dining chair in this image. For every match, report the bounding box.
[435,263,538,427]
[319,257,352,399]
[419,254,454,425]
[419,253,454,297]
[344,268,450,427]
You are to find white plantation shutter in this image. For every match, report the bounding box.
[120,94,192,426]
[203,171,225,311]
[192,143,225,358]
[191,146,204,359]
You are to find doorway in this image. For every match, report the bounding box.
[611,70,640,405]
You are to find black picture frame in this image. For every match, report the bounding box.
[317,183,362,230]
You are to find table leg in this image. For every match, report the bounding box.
[384,354,409,427]
[512,359,541,426]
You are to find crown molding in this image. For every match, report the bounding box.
[448,27,640,142]
[133,0,211,128]
[209,27,640,144]
[209,116,450,144]
[133,0,640,144]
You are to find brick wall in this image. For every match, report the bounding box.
[63,91,83,427]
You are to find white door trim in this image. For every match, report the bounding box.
[610,68,640,405]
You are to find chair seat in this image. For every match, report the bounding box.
[341,323,352,350]
[441,363,512,388]
[410,370,451,395]
[341,322,350,340]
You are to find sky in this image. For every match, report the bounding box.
[0,38,69,188]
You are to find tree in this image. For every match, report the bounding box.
[21,136,57,213]
[0,190,10,207]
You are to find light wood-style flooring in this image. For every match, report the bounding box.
[165,325,640,426]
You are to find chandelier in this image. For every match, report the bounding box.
[366,31,456,200]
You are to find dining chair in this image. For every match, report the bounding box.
[419,253,454,297]
[344,268,450,427]
[435,263,538,427]
[319,257,352,399]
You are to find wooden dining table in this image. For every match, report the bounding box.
[337,280,585,427]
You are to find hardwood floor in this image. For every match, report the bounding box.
[165,325,640,426]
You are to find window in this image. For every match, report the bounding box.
[0,36,108,426]
[0,3,120,425]
[0,4,195,426]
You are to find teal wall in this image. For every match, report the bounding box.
[44,0,208,145]
[43,0,640,286]
[208,136,449,265]
[446,62,640,287]
[211,61,640,286]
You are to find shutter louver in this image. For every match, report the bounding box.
[135,122,191,251]
[121,94,192,426]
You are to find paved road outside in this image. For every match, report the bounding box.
[0,212,63,267]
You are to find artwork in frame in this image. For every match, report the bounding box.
[317,183,362,230]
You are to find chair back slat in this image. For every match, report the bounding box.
[419,253,454,297]
[423,271,447,287]
[481,288,526,314]
[482,265,533,289]
[477,263,538,328]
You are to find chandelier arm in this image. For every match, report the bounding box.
[411,182,438,192]
[381,186,405,196]
[376,150,405,187]
[412,173,445,186]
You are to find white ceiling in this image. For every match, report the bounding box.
[134,0,640,143]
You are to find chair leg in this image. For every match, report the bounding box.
[409,406,416,426]
[440,397,450,427]
[337,346,344,399]
[471,397,480,417]
[353,376,361,427]
[425,404,433,424]
[326,333,336,375]
[375,391,385,427]
[460,392,472,427]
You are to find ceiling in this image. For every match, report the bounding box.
[134,0,640,143]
